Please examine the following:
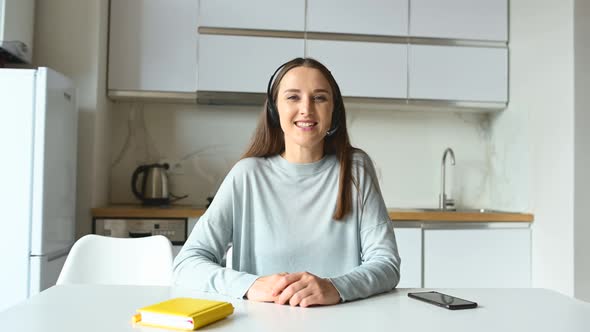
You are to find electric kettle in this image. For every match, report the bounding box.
[131,163,187,205]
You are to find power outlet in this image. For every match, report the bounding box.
[161,159,184,175]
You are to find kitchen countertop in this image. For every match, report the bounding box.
[91,205,206,218]
[389,209,533,222]
[92,205,534,223]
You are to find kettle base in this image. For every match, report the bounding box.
[141,198,170,206]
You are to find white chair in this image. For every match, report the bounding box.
[56,234,174,286]
[225,246,233,269]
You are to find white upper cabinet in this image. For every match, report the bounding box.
[410,0,508,41]
[423,228,531,288]
[306,0,408,36]
[198,35,304,93]
[409,45,507,102]
[106,0,509,107]
[108,0,198,92]
[199,0,305,31]
[307,40,407,98]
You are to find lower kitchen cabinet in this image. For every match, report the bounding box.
[393,226,422,288]
[423,226,531,288]
[174,217,199,257]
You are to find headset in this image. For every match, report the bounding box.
[266,58,343,137]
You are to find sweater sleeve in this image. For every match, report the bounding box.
[172,164,259,299]
[328,153,401,302]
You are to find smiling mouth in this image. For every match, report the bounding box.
[294,121,318,128]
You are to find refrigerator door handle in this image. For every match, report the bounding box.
[29,247,71,296]
[31,246,71,262]
[47,250,69,262]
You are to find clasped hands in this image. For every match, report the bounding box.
[245,271,341,307]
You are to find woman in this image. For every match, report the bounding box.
[173,58,400,307]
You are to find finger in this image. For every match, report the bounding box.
[299,278,341,307]
[289,286,314,307]
[271,272,304,296]
[299,294,322,308]
[276,280,307,305]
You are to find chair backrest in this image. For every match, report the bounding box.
[56,234,174,286]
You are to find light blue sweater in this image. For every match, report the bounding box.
[173,151,401,302]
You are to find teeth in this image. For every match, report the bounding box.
[296,122,316,127]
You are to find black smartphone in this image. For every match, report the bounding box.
[408,291,478,310]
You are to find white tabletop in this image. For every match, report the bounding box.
[1,285,589,332]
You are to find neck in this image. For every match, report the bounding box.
[282,144,324,163]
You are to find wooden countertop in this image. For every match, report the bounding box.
[388,209,533,222]
[91,205,206,219]
[92,205,533,223]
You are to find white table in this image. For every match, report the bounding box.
[1,285,589,331]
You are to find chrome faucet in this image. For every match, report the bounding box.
[439,147,456,210]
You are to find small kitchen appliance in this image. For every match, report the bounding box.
[131,163,187,206]
[93,217,194,257]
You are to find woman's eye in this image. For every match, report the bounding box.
[286,95,299,101]
[314,95,328,102]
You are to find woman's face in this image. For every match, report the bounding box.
[276,66,334,158]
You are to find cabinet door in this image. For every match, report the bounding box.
[108,0,198,92]
[199,0,304,31]
[198,35,304,93]
[394,227,422,288]
[307,0,408,36]
[410,0,507,41]
[409,45,507,102]
[307,40,407,98]
[423,228,531,288]
[188,217,198,235]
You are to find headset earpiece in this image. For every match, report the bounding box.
[326,78,344,137]
[266,61,291,128]
[266,99,280,127]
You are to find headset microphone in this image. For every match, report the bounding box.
[326,126,339,137]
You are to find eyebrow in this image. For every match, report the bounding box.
[282,89,331,94]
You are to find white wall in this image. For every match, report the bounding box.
[574,0,590,302]
[109,102,492,210]
[494,0,575,296]
[33,0,111,238]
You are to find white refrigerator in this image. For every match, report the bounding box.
[0,68,77,312]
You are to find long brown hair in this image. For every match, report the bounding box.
[241,58,358,220]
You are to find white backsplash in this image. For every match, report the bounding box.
[346,106,491,209]
[110,102,514,210]
[487,108,532,212]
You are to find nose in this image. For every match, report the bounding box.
[299,96,315,115]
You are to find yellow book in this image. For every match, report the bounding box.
[132,297,234,331]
